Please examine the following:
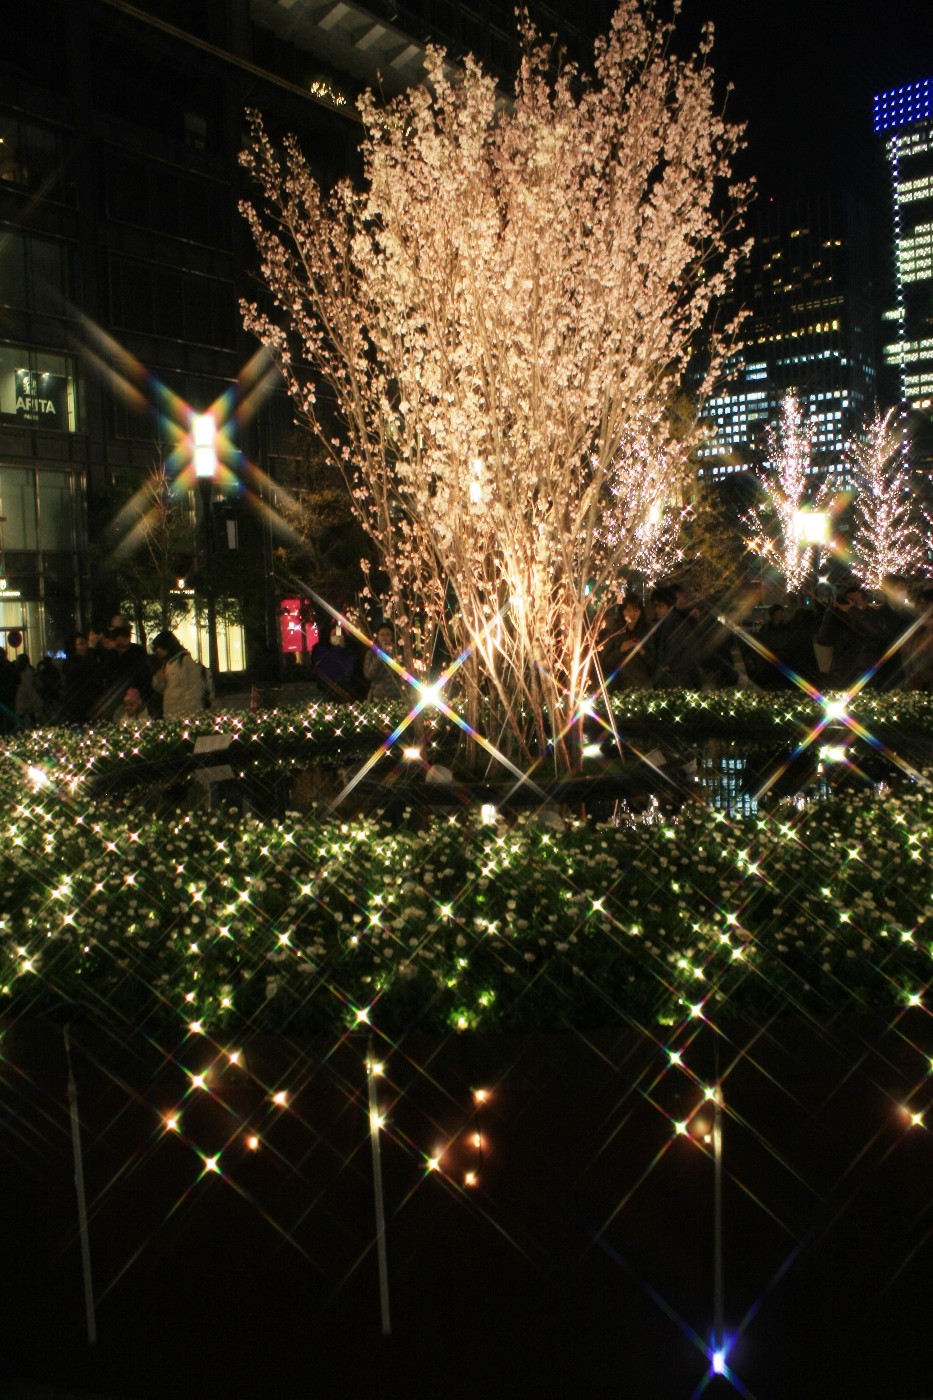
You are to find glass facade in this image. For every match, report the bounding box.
[173,599,246,674]
[699,197,876,483]
[0,109,73,200]
[0,230,75,317]
[877,83,933,416]
[0,347,78,432]
[0,463,83,657]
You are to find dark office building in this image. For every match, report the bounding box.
[0,0,617,667]
[698,194,878,484]
[0,3,367,665]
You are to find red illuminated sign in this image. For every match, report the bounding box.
[280,599,318,655]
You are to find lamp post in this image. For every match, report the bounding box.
[793,508,830,599]
[192,413,220,680]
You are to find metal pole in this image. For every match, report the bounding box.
[366,1038,391,1335]
[712,1081,724,1359]
[198,478,220,682]
[63,1026,96,1346]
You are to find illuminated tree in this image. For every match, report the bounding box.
[240,1,749,770]
[847,409,925,590]
[744,394,827,597]
[93,458,196,636]
[599,427,693,588]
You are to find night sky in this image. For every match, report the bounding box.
[678,0,933,205]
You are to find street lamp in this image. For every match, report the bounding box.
[793,508,829,548]
[191,411,220,679]
[193,413,217,479]
[792,508,830,603]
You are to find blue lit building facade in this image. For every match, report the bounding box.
[698,196,877,483]
[875,77,933,466]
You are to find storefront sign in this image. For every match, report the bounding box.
[12,369,67,426]
[280,598,318,655]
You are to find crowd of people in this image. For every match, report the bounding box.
[2,585,931,735]
[305,582,933,706]
[599,581,933,694]
[0,617,213,733]
[309,620,404,703]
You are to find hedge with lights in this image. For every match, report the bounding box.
[2,694,933,1037]
[9,688,933,796]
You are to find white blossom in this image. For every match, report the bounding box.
[240,3,749,770]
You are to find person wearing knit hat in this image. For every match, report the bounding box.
[115,686,147,725]
[151,632,210,718]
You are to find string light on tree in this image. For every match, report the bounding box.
[240,1,749,774]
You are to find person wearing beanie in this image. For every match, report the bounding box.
[151,632,209,719]
[115,686,147,725]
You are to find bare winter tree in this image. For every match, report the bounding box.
[240,1,750,771]
[847,409,926,590]
[101,457,196,637]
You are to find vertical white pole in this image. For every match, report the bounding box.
[366,1039,391,1335]
[712,1082,724,1360]
[63,1026,96,1345]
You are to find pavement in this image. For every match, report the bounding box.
[4,1387,135,1400]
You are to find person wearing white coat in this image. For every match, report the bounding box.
[150,631,209,719]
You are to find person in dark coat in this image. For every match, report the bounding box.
[0,646,19,733]
[816,586,887,691]
[649,588,702,689]
[310,623,361,700]
[61,633,101,723]
[871,583,912,691]
[602,596,652,689]
[14,654,43,725]
[754,604,795,690]
[36,654,62,716]
[91,617,153,722]
[904,587,933,689]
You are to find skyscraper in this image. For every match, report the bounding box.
[875,77,933,462]
[698,194,877,482]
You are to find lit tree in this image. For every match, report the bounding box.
[240,2,750,771]
[94,457,195,636]
[744,394,827,597]
[599,428,692,588]
[847,408,925,590]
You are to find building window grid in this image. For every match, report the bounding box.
[883,101,933,414]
